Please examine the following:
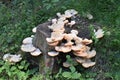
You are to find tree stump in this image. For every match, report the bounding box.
[32,15,100,75]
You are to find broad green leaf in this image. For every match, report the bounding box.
[70,66,76,73]
[62,72,71,78]
[18,66,24,69]
[72,72,81,79]
[10,66,17,71]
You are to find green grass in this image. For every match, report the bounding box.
[0,0,120,80]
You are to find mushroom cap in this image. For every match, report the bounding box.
[48,51,59,57]
[58,17,66,21]
[86,50,96,58]
[32,27,37,33]
[82,61,96,68]
[46,38,59,46]
[9,54,22,63]
[71,30,78,35]
[72,44,86,51]
[94,29,104,38]
[64,41,74,46]
[30,49,42,56]
[65,9,78,16]
[52,18,57,24]
[22,37,33,44]
[63,62,71,67]
[51,32,64,41]
[81,38,93,45]
[55,46,71,53]
[3,53,22,63]
[21,44,36,52]
[3,53,11,61]
[53,28,65,33]
[56,12,62,17]
[48,22,64,32]
[74,37,82,44]
[46,32,64,42]
[64,33,74,41]
[47,41,59,46]
[70,21,76,25]
[64,11,72,18]
[73,51,88,57]
[75,57,86,63]
[64,20,69,24]
[68,21,76,26]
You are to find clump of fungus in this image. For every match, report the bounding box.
[21,27,42,56]
[45,9,104,68]
[94,28,104,38]
[3,53,22,64]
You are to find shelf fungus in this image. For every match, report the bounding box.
[30,49,42,56]
[45,9,104,68]
[55,45,72,53]
[21,44,36,52]
[76,57,96,68]
[63,62,71,68]
[21,36,42,56]
[3,53,22,63]
[22,37,33,44]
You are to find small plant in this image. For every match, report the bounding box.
[0,60,37,80]
[54,56,83,80]
[62,66,82,80]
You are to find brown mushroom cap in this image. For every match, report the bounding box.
[76,57,95,68]
[64,41,74,46]
[64,33,74,41]
[48,24,64,32]
[82,61,96,68]
[47,41,59,46]
[86,50,96,58]
[46,38,59,46]
[75,57,86,63]
[30,49,42,56]
[74,37,83,44]
[63,62,71,67]
[73,51,88,57]
[81,38,93,45]
[46,32,64,42]
[72,44,86,51]
[51,32,64,41]
[68,21,76,27]
[55,46,71,53]
[71,30,78,35]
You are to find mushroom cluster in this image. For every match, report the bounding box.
[46,9,104,68]
[3,53,22,64]
[21,27,42,56]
